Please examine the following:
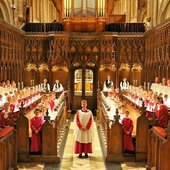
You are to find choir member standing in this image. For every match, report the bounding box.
[42,79,50,92]
[103,75,114,92]
[74,100,93,158]
[161,77,167,86]
[154,77,159,84]
[52,79,64,92]
[122,111,134,152]
[156,97,169,128]
[120,77,129,90]
[30,108,44,153]
[0,102,11,127]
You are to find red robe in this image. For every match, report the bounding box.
[156,104,169,128]
[0,110,11,127]
[30,116,44,152]
[122,117,134,151]
[49,99,55,112]
[74,110,93,154]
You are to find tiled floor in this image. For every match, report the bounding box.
[18,121,146,170]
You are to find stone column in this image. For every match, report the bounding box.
[126,0,131,22]
[152,0,158,27]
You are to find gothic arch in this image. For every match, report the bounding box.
[0,0,12,24]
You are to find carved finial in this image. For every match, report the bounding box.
[114,108,120,123]
[44,109,50,121]
[141,101,146,115]
[19,101,25,115]
[165,120,170,138]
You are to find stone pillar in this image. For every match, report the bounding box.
[130,0,138,22]
[41,0,49,22]
[152,0,158,27]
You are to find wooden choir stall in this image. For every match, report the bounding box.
[0,88,69,170]
[16,91,68,163]
[0,127,17,170]
[97,89,150,162]
[146,122,170,170]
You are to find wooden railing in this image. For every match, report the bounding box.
[0,127,17,170]
[146,122,170,170]
[105,23,145,33]
[16,91,67,163]
[97,90,149,162]
[22,23,64,32]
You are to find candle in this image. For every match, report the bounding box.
[148,82,150,91]
[21,82,23,89]
[144,82,146,90]
[18,83,20,90]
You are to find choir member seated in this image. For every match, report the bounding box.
[167,79,170,87]
[30,108,44,154]
[122,111,134,153]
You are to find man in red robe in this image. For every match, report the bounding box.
[74,100,93,158]
[122,111,134,152]
[156,97,169,128]
[30,108,44,153]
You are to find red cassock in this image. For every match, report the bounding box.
[122,117,134,151]
[74,110,93,154]
[0,111,10,127]
[49,100,55,112]
[30,116,44,152]
[156,104,169,128]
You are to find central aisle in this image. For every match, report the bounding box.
[60,122,106,170]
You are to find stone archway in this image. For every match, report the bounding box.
[0,0,13,24]
[0,8,4,20]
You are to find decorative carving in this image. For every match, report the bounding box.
[26,63,37,71]
[119,63,130,71]
[99,64,116,71]
[51,65,68,72]
[38,63,49,72]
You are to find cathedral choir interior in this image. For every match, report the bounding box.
[0,0,170,169]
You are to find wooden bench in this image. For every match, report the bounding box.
[146,122,170,170]
[0,127,17,170]
[97,90,149,162]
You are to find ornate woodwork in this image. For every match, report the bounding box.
[144,21,170,84]
[0,20,25,83]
